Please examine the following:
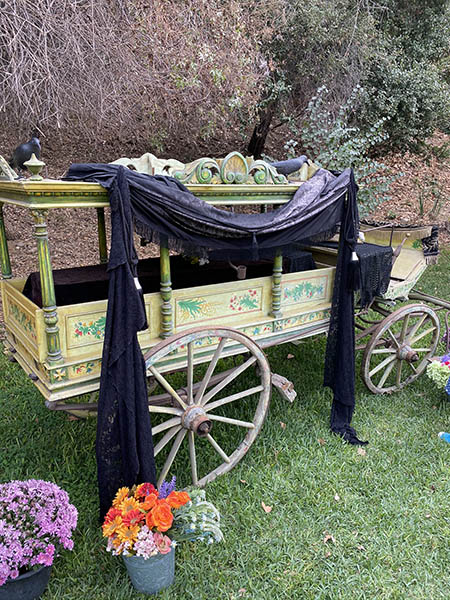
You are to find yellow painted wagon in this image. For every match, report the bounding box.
[0,152,446,486]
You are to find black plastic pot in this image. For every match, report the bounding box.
[0,565,52,600]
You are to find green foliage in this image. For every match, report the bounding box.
[300,86,398,216]
[360,57,450,152]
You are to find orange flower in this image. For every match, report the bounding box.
[140,492,158,511]
[117,524,139,547]
[122,509,145,527]
[145,511,155,529]
[151,501,174,532]
[166,491,191,509]
[119,496,140,514]
[103,507,122,525]
[102,516,124,538]
[134,483,157,499]
[112,487,130,508]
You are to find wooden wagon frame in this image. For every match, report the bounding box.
[1,151,448,486]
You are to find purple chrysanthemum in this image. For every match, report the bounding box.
[0,480,77,585]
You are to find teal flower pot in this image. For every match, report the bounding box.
[0,565,52,600]
[123,548,175,595]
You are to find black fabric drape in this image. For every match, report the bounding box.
[95,168,156,518]
[64,162,364,515]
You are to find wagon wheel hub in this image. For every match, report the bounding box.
[181,405,212,437]
[397,345,419,363]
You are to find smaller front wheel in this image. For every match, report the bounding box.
[362,304,440,394]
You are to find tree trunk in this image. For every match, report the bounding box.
[247,101,277,159]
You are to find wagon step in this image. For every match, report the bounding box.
[271,373,297,403]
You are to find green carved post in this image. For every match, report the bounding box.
[271,250,283,318]
[96,208,108,264]
[159,236,173,338]
[31,209,63,364]
[0,202,12,279]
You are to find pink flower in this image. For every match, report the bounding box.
[153,532,172,554]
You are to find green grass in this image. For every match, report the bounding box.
[1,250,450,599]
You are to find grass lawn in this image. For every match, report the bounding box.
[1,250,450,599]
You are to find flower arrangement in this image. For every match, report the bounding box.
[0,479,78,586]
[426,354,450,396]
[102,478,223,558]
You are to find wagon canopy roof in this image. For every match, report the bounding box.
[64,163,355,258]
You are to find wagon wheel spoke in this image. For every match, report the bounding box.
[187,342,194,405]
[201,356,257,406]
[377,358,397,389]
[409,326,437,346]
[152,416,181,436]
[405,313,428,342]
[188,431,198,486]
[157,429,187,488]
[194,337,227,404]
[208,414,256,428]
[371,348,398,355]
[396,359,403,387]
[386,328,401,349]
[400,313,410,343]
[369,354,397,378]
[154,425,182,457]
[205,433,231,463]
[148,365,187,410]
[204,385,264,412]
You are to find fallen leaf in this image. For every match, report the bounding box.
[261,501,272,513]
[323,534,335,544]
[430,485,436,492]
[334,493,340,502]
[425,513,431,518]
[318,438,326,446]
[287,353,294,359]
[238,589,246,597]
[280,421,286,429]
[325,551,332,558]
[239,479,247,484]
[357,545,366,551]
[357,447,367,456]
[67,415,79,421]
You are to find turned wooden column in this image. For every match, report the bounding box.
[31,209,63,364]
[0,202,12,279]
[159,237,173,338]
[270,250,283,318]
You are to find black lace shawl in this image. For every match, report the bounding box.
[64,163,361,515]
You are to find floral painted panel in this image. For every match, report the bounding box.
[70,360,102,379]
[281,275,329,307]
[9,302,37,341]
[275,308,331,331]
[67,312,106,348]
[175,287,263,326]
[241,323,273,337]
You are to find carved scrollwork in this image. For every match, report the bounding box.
[174,151,288,185]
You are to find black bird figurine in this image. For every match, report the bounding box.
[9,136,41,172]
[270,155,308,176]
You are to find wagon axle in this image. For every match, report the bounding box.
[181,405,212,437]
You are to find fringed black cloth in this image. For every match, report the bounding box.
[64,163,363,515]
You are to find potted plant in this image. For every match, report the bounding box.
[0,479,78,600]
[426,353,450,399]
[102,478,223,595]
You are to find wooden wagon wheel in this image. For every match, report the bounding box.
[362,304,440,394]
[143,327,271,488]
